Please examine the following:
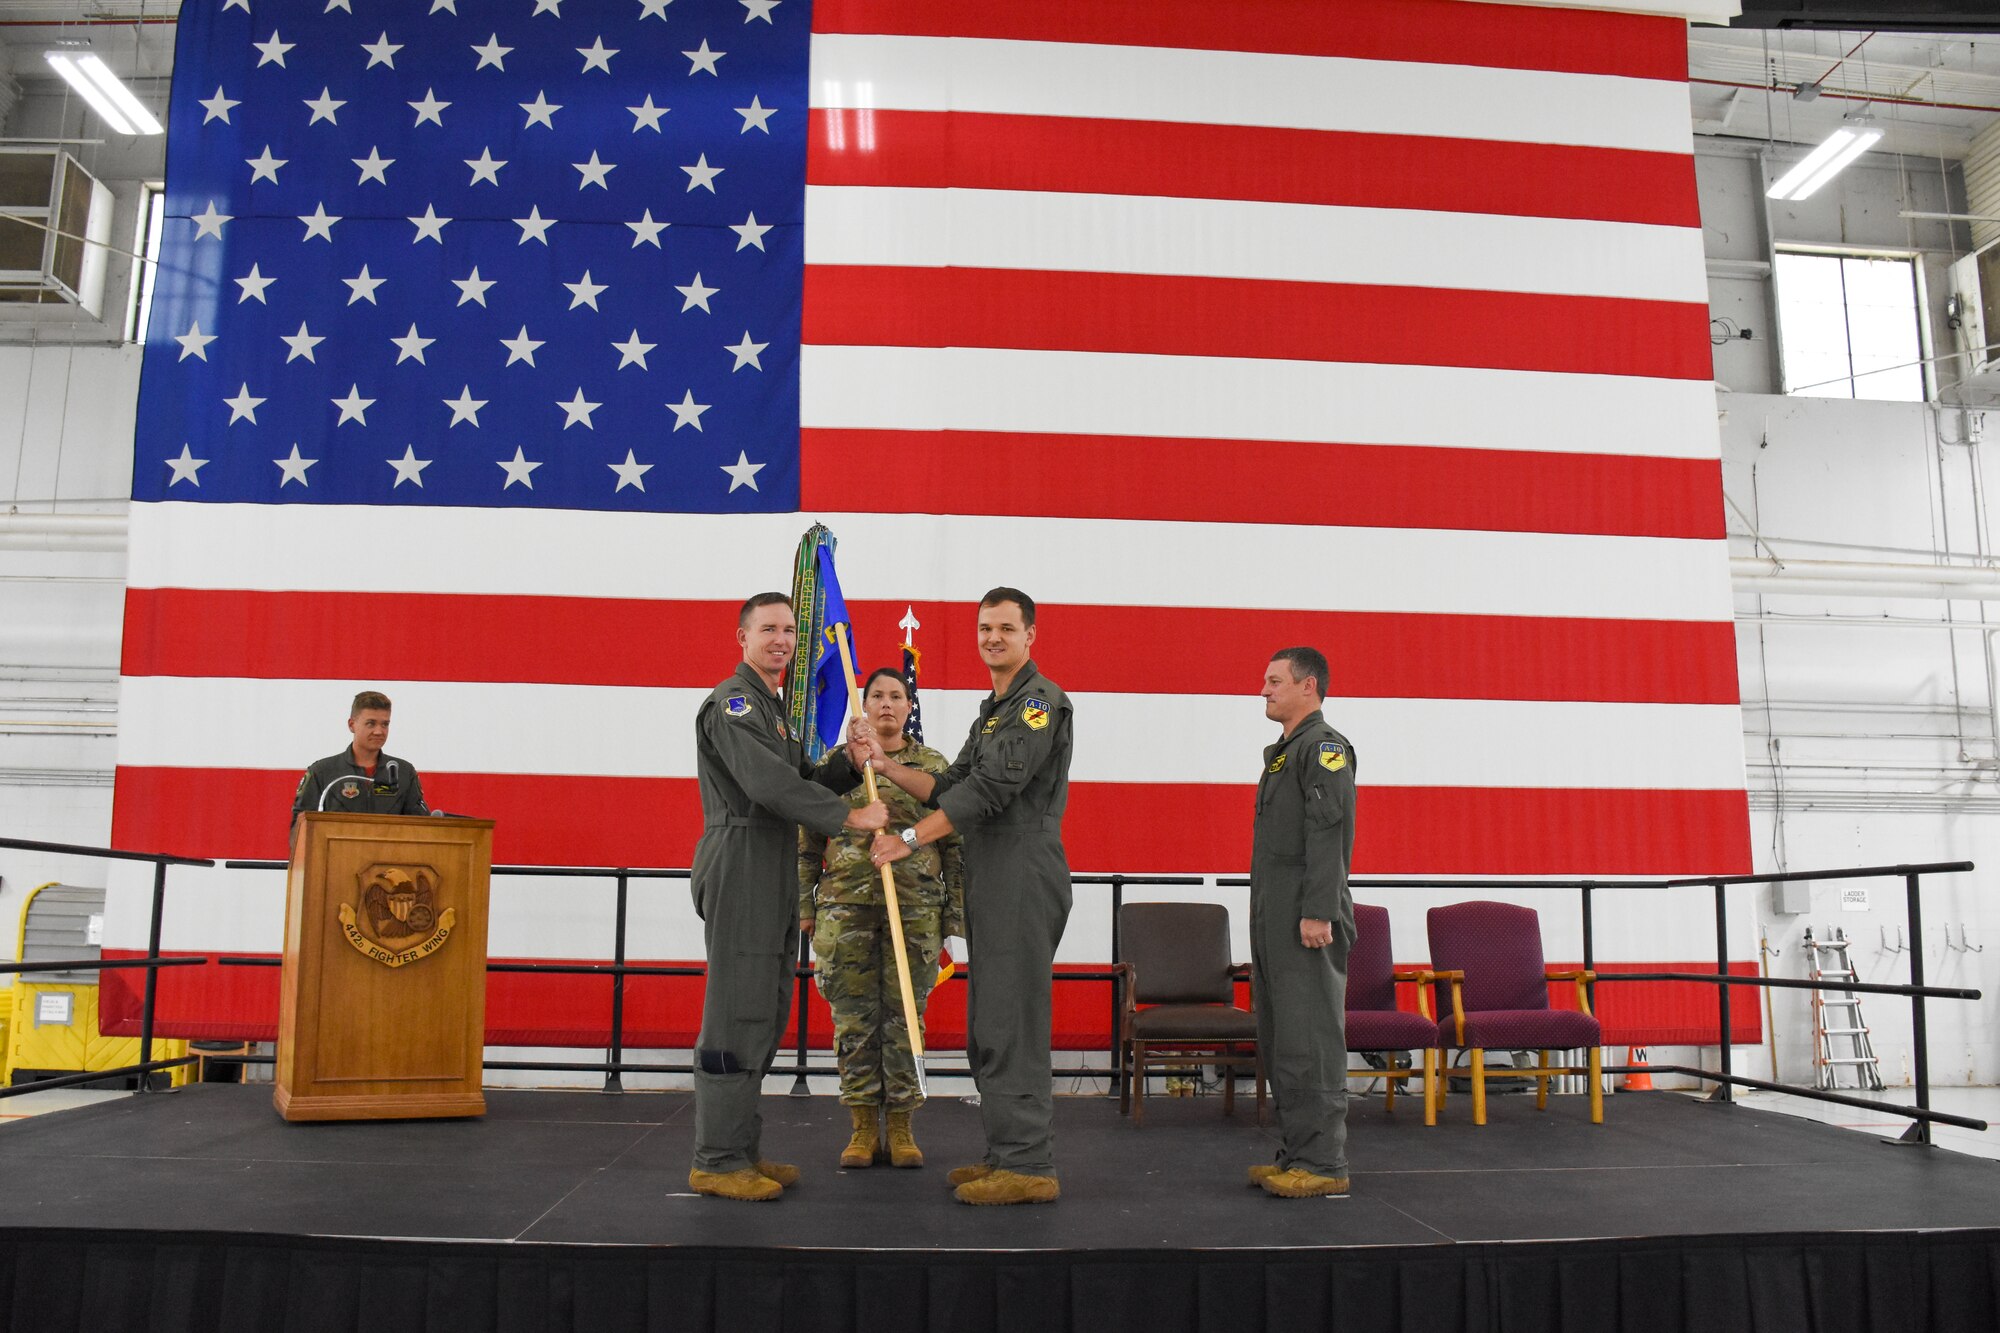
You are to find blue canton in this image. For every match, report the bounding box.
[135,0,809,514]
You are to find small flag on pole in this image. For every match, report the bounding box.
[899,605,924,745]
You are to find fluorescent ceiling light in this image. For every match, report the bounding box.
[1767,120,1883,202]
[45,52,163,136]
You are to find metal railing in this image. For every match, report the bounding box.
[0,836,211,1098]
[1216,861,1986,1140]
[2,835,1985,1141]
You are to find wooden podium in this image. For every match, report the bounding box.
[276,812,495,1121]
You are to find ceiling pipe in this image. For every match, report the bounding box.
[1690,76,2000,118]
[1733,554,2000,601]
[0,512,126,552]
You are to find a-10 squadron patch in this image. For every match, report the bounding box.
[1021,699,1050,731]
[725,695,752,718]
[1318,741,1347,773]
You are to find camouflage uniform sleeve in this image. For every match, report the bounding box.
[912,745,966,934]
[799,826,826,919]
[799,750,845,917]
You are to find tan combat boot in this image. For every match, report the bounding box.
[885,1109,923,1167]
[945,1162,993,1188]
[689,1167,782,1202]
[953,1169,1061,1206]
[1246,1163,1283,1187]
[756,1159,801,1187]
[840,1106,880,1168]
[1259,1167,1350,1199]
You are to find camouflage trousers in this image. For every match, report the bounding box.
[812,902,943,1110]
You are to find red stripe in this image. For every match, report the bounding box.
[810,0,1689,83]
[802,430,1725,540]
[110,769,1752,875]
[101,954,1756,1050]
[807,111,1699,228]
[121,590,1740,704]
[803,266,1713,381]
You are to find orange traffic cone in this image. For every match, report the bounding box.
[1623,1046,1654,1092]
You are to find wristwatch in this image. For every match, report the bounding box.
[899,827,920,851]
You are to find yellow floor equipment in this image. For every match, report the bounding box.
[4,882,186,1089]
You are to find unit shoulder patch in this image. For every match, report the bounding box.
[1317,741,1348,773]
[724,695,752,718]
[1021,698,1050,731]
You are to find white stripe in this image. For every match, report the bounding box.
[804,187,1708,304]
[126,504,1733,622]
[114,676,1747,791]
[808,34,1694,155]
[801,345,1721,460]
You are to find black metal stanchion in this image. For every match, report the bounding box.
[138,859,168,1090]
[790,928,812,1096]
[1710,879,1733,1103]
[605,871,629,1093]
[1579,880,1597,1016]
[1897,870,1933,1146]
[1107,873,1124,1095]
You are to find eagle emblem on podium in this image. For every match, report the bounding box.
[338,864,457,968]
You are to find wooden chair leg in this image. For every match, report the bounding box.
[1222,1048,1235,1117]
[1589,1045,1604,1124]
[1133,1044,1146,1126]
[1382,1055,1398,1112]
[1119,1038,1132,1115]
[1472,1048,1487,1125]
[1422,1048,1436,1127]
[1536,1049,1551,1110]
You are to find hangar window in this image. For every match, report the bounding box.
[1775,250,1925,402]
[125,181,165,345]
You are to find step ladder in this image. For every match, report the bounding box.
[1802,927,1885,1092]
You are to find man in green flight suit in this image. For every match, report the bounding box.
[689,592,887,1203]
[290,690,428,835]
[857,587,1073,1206]
[1248,645,1358,1199]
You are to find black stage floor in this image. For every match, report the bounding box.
[1,1085,1996,1332]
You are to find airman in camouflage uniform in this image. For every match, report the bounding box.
[802,672,965,1168]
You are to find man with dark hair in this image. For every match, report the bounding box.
[291,690,428,831]
[854,587,1073,1205]
[690,592,889,1202]
[1248,647,1357,1199]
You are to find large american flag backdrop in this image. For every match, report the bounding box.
[103,0,1755,1049]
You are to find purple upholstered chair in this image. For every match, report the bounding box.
[1343,903,1439,1125]
[1426,901,1603,1125]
